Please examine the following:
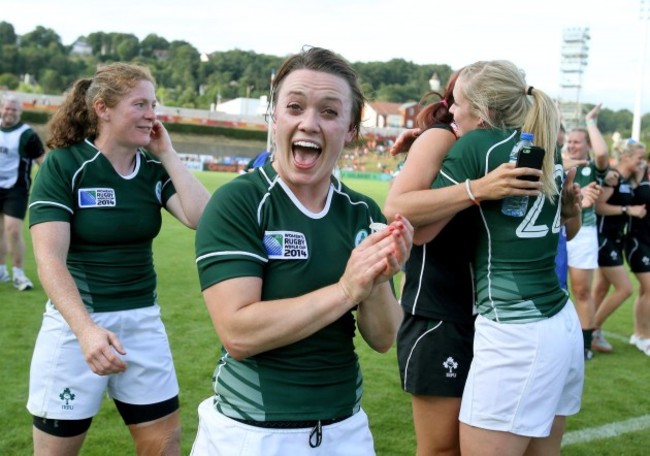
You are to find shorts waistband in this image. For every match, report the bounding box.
[229,414,352,429]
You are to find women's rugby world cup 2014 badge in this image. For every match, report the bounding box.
[263,231,309,259]
[78,188,116,207]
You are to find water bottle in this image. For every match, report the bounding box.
[501,132,534,217]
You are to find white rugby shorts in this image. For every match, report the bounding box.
[27,302,179,420]
[191,398,376,456]
[567,225,599,269]
[459,302,584,437]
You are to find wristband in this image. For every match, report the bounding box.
[586,119,597,127]
[465,179,480,206]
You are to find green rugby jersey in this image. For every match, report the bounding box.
[574,161,608,226]
[29,139,176,312]
[195,163,387,421]
[432,129,568,323]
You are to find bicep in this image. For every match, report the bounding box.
[30,221,70,264]
[202,276,263,329]
[390,130,455,195]
[164,194,192,228]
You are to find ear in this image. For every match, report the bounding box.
[344,126,355,144]
[94,99,110,122]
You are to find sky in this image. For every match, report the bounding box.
[4,0,650,113]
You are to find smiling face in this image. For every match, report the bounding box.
[96,79,157,150]
[0,99,21,128]
[567,130,591,160]
[272,69,354,197]
[450,76,482,136]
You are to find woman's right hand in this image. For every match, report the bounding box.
[338,217,413,305]
[390,128,422,156]
[78,324,127,375]
[580,182,601,209]
[472,162,542,201]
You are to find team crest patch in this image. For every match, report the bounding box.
[78,188,116,207]
[355,229,369,246]
[263,231,308,259]
[59,387,76,411]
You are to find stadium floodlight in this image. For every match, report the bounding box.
[558,27,590,130]
[632,0,650,140]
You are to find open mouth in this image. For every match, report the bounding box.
[292,140,322,169]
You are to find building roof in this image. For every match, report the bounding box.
[368,101,402,116]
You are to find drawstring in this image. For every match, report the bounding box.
[309,420,322,448]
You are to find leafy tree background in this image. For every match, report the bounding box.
[0,20,648,141]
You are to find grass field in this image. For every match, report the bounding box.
[1,171,649,455]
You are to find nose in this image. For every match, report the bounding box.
[298,108,319,132]
[144,104,156,119]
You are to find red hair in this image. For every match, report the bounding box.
[415,70,461,133]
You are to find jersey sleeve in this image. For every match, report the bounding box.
[431,133,484,189]
[28,151,76,226]
[195,177,266,290]
[20,129,45,159]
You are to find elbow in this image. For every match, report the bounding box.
[370,339,395,354]
[220,336,252,361]
[382,205,398,223]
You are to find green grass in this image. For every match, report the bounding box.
[1,172,649,455]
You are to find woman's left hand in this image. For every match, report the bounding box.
[147,120,175,159]
[338,215,413,304]
[376,214,413,282]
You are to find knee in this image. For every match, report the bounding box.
[571,284,592,302]
[5,223,23,242]
[131,415,181,456]
[620,282,634,298]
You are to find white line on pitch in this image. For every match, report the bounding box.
[562,415,650,447]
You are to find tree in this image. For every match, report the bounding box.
[115,34,140,61]
[0,21,17,45]
[141,34,169,58]
[0,72,19,89]
[39,69,61,93]
[19,26,63,50]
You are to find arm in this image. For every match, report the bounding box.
[586,104,609,171]
[148,120,210,228]
[595,186,647,218]
[560,167,582,240]
[580,181,601,209]
[384,129,544,227]
[389,128,422,156]
[31,222,127,375]
[203,218,413,360]
[384,128,456,227]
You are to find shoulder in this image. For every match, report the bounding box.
[335,181,382,213]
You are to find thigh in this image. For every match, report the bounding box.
[27,302,109,420]
[128,410,181,456]
[460,422,530,456]
[412,395,462,455]
[460,305,583,438]
[567,226,598,269]
[107,305,179,405]
[1,187,28,220]
[598,236,625,267]
[397,314,473,397]
[626,237,650,273]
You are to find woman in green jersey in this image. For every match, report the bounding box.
[193,46,413,456]
[27,62,209,456]
[419,60,584,456]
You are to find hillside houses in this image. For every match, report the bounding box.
[362,101,420,129]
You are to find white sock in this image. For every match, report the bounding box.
[12,266,25,278]
[0,264,6,275]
